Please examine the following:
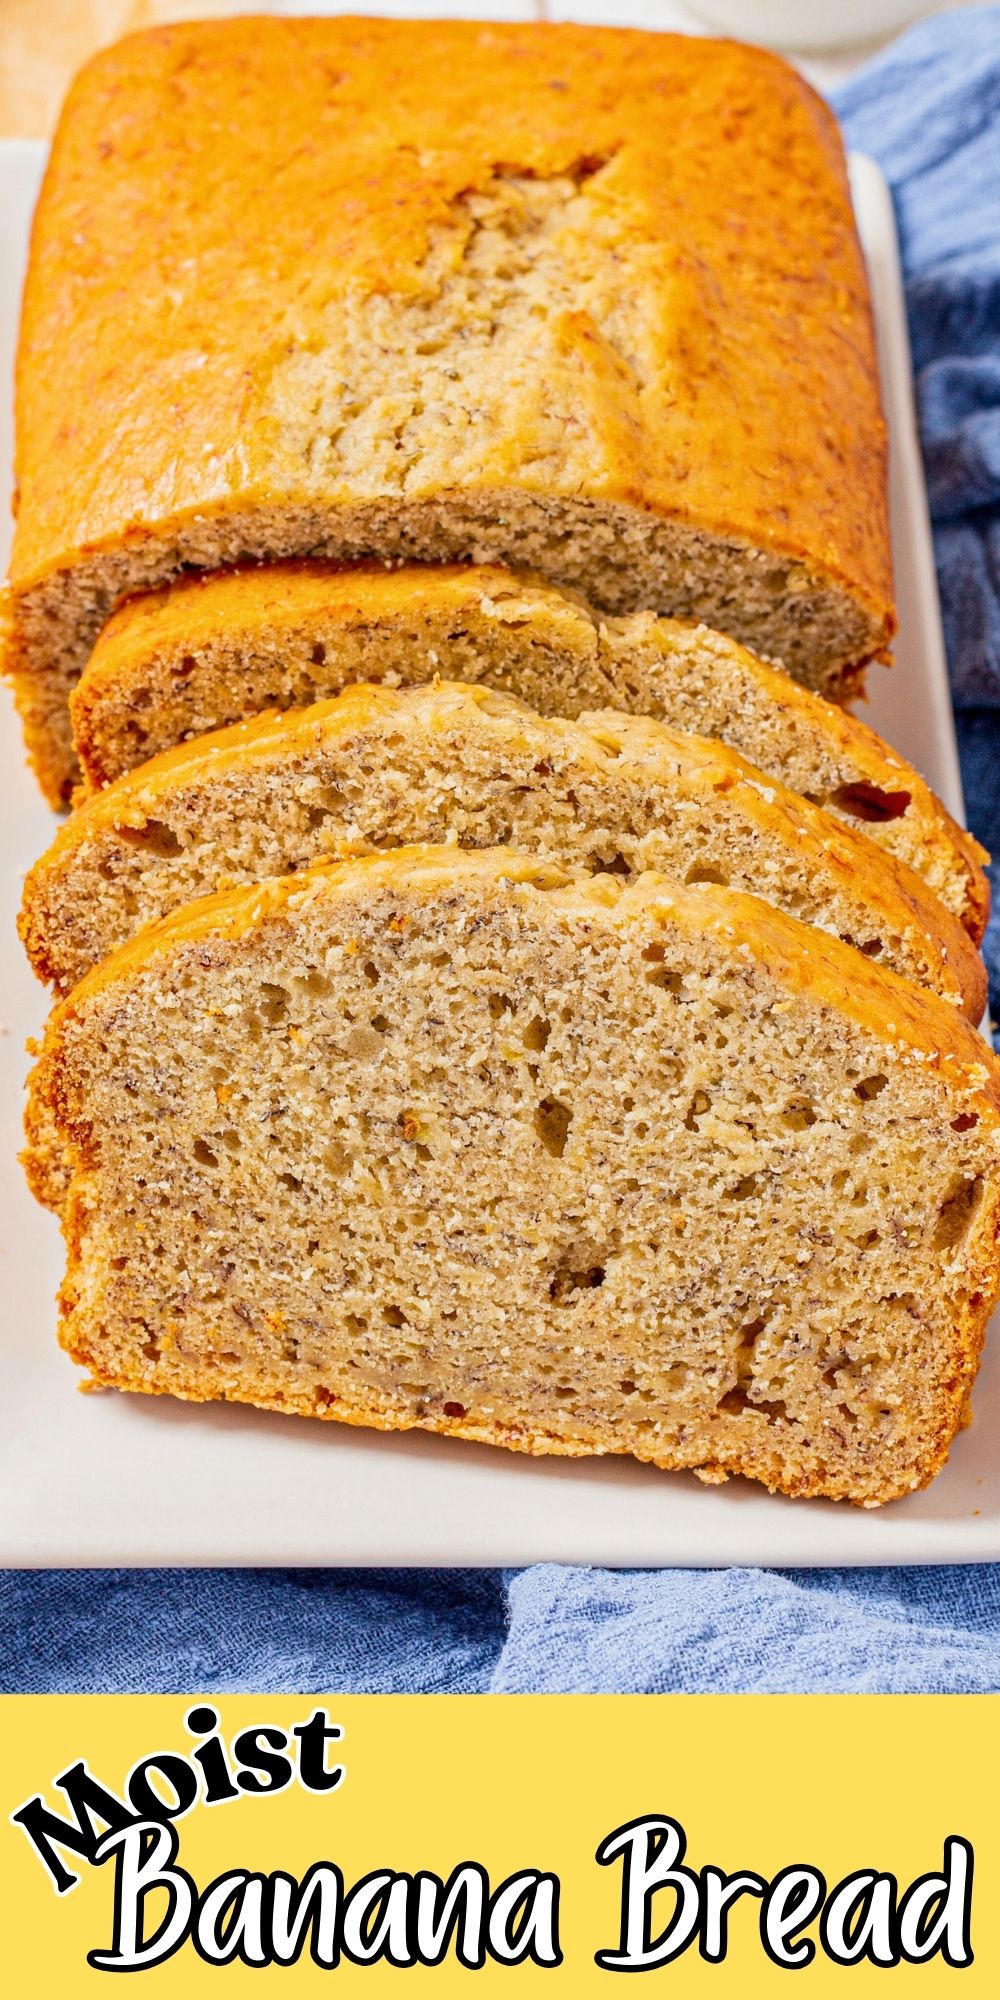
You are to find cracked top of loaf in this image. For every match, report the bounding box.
[9,17,892,647]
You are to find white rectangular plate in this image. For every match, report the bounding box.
[0,142,995,1566]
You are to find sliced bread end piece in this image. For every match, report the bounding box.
[31,845,1000,1505]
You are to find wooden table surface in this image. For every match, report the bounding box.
[0,1,249,137]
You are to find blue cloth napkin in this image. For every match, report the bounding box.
[4,7,1000,1697]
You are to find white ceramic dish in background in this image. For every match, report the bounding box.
[691,2,928,53]
[0,140,995,1566]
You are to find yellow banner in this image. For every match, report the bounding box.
[2,1696,996,1990]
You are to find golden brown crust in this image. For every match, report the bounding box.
[21,675,988,1019]
[77,562,570,704]
[20,1079,67,1211]
[7,18,893,796]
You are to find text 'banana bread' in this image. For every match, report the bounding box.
[30,847,1000,1505]
[5,17,893,802]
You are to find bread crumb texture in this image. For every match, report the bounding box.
[31,847,1000,1506]
[5,18,893,801]
[69,567,983,933]
[22,678,986,1018]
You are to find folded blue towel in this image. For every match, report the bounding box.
[4,6,1000,1697]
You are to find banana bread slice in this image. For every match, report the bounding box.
[6,17,892,803]
[22,679,985,1020]
[68,566,985,937]
[29,846,1000,1505]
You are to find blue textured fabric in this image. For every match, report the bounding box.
[3,1564,1000,1694]
[3,8,1000,1697]
[493,1565,1000,1693]
[0,1570,506,1694]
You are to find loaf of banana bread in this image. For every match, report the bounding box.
[5,17,893,802]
